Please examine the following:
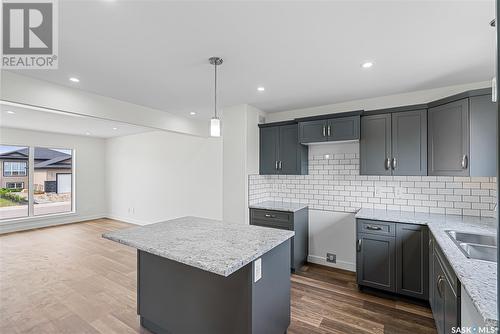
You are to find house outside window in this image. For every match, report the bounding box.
[3,161,27,176]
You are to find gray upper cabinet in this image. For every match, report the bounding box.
[360,114,392,175]
[298,115,360,144]
[259,126,279,175]
[428,98,470,176]
[298,119,328,143]
[392,110,427,176]
[327,116,360,141]
[361,110,427,176]
[259,123,308,175]
[470,95,497,177]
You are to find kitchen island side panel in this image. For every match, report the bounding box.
[138,240,291,334]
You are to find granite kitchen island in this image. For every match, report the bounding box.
[103,216,294,334]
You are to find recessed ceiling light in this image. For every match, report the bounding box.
[6,110,15,114]
[361,62,374,69]
[85,132,91,135]
[112,127,118,130]
[69,77,80,83]
[257,87,265,92]
[190,112,196,116]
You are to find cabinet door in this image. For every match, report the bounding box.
[432,253,446,334]
[428,99,470,176]
[443,278,459,334]
[278,124,300,175]
[259,126,279,175]
[392,110,427,176]
[396,224,428,300]
[356,233,396,292]
[470,95,497,176]
[429,235,434,307]
[327,116,360,141]
[360,114,392,175]
[298,120,328,143]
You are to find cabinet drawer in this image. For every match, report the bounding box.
[357,219,396,236]
[251,209,292,223]
[250,219,292,231]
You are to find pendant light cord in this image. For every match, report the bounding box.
[214,62,218,119]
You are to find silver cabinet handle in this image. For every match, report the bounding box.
[366,225,382,231]
[436,276,444,298]
[357,239,362,252]
[391,158,397,170]
[275,161,278,170]
[327,125,331,136]
[264,214,276,218]
[322,125,326,137]
[461,155,468,169]
[384,158,391,170]
[278,161,282,170]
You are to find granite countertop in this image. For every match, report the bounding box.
[355,208,497,326]
[249,201,308,213]
[102,216,294,277]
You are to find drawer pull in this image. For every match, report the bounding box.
[264,214,276,218]
[365,225,383,231]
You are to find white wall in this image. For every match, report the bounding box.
[1,72,207,137]
[266,81,491,122]
[222,104,263,224]
[105,130,222,225]
[308,210,356,271]
[0,127,106,233]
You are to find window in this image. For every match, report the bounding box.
[6,182,24,189]
[34,147,73,216]
[0,145,29,220]
[3,161,27,176]
[0,145,74,220]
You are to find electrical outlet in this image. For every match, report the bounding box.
[326,253,336,263]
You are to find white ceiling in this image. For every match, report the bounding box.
[10,0,495,120]
[0,104,152,138]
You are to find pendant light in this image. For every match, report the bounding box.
[209,56,223,137]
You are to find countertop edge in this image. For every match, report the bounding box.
[103,231,294,277]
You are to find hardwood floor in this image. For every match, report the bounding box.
[0,219,437,333]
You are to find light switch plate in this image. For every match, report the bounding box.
[254,258,262,283]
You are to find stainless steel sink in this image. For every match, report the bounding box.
[446,230,497,263]
[459,243,497,262]
[447,230,497,247]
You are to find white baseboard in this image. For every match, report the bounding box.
[307,254,355,272]
[105,214,152,226]
[0,213,106,234]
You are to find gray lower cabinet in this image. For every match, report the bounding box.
[356,219,428,300]
[298,116,360,144]
[396,224,428,299]
[429,233,460,334]
[357,232,396,292]
[250,207,308,271]
[428,98,470,176]
[259,123,308,175]
[360,110,427,176]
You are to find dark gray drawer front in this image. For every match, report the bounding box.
[250,219,292,231]
[251,209,292,223]
[357,219,396,236]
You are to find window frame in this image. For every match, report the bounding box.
[0,144,76,222]
[5,182,24,189]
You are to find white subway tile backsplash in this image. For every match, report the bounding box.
[248,153,497,217]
